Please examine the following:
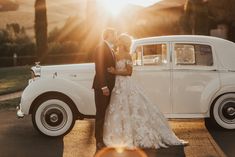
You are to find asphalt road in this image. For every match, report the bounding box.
[205,118,235,157]
[0,109,64,157]
[0,109,234,157]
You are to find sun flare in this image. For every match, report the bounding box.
[100,0,127,15]
[115,147,124,153]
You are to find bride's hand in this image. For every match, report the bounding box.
[107,67,116,74]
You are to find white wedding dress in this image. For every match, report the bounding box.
[103,59,184,149]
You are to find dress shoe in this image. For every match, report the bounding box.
[94,143,106,157]
[96,142,106,150]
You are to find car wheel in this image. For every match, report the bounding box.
[211,93,235,130]
[32,96,76,137]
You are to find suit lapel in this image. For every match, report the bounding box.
[104,41,116,64]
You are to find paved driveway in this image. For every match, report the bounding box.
[0,109,231,157]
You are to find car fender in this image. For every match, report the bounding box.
[21,77,95,115]
[204,85,235,117]
[200,77,221,117]
[212,85,235,101]
[207,73,235,115]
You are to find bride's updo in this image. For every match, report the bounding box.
[117,33,132,53]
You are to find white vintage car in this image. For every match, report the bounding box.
[17,35,235,137]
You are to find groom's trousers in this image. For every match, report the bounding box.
[94,89,111,144]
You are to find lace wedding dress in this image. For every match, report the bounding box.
[103,59,184,149]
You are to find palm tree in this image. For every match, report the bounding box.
[35,0,48,61]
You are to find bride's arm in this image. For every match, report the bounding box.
[108,63,132,76]
[108,56,133,76]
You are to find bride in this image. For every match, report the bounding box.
[103,33,188,149]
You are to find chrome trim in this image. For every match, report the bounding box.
[219,99,235,124]
[31,64,41,78]
[41,104,67,131]
[35,62,40,68]
[28,79,34,84]
[172,69,218,72]
[227,107,235,116]
[16,106,24,118]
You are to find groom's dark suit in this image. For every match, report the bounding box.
[92,41,116,147]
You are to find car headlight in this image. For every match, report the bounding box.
[31,68,40,78]
[31,69,35,79]
[31,63,41,79]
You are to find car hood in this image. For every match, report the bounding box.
[39,63,95,77]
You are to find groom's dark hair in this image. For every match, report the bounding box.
[102,28,116,40]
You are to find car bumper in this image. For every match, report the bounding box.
[16,105,25,118]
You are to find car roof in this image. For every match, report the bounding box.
[132,35,233,46]
[131,35,235,71]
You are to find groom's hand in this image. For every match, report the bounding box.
[101,87,110,96]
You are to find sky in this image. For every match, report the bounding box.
[100,0,162,15]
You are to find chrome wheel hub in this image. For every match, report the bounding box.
[41,104,67,131]
[227,107,235,116]
[50,113,59,123]
[219,99,235,124]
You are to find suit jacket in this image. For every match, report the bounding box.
[92,41,116,90]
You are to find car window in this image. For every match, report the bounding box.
[174,43,213,66]
[142,44,167,65]
[133,44,168,66]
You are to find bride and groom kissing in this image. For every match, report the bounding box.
[92,28,188,154]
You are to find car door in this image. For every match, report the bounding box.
[171,42,220,114]
[132,42,172,114]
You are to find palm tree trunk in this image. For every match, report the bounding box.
[35,0,48,61]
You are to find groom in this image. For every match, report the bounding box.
[92,28,117,151]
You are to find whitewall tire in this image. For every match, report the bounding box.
[212,93,235,130]
[32,97,76,137]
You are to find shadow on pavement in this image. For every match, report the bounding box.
[0,110,64,157]
[143,146,185,157]
[95,146,185,157]
[205,118,235,157]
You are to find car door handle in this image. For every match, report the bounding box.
[70,74,77,77]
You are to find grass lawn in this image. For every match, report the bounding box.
[0,97,20,110]
[0,66,31,95]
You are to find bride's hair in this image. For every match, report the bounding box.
[118,33,132,53]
